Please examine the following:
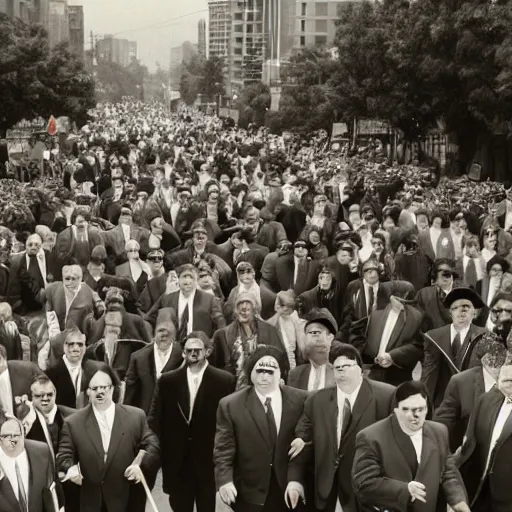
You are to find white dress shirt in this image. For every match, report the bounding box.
[430,227,441,257]
[0,369,13,415]
[63,355,82,397]
[255,388,282,436]
[363,281,379,314]
[307,364,326,392]
[187,362,209,420]
[0,448,29,503]
[336,380,362,445]
[178,290,195,334]
[450,324,470,350]
[35,405,58,458]
[92,403,116,460]
[129,260,143,283]
[487,276,501,306]
[121,224,131,243]
[72,225,88,242]
[293,257,303,286]
[409,430,423,463]
[482,367,496,392]
[25,250,48,287]
[484,400,512,475]
[170,203,180,227]
[378,308,400,356]
[481,248,497,264]
[154,344,173,379]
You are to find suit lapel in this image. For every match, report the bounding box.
[0,463,23,511]
[494,399,512,453]
[481,278,490,305]
[473,368,485,405]
[85,407,106,463]
[458,326,484,370]
[26,442,40,509]
[357,282,366,318]
[190,366,210,420]
[298,365,311,391]
[415,425,438,482]
[322,388,338,452]
[483,390,505,458]
[383,309,406,352]
[162,343,183,373]
[177,370,190,423]
[105,406,124,470]
[390,415,416,479]
[325,365,335,387]
[277,387,295,447]
[246,387,271,449]
[343,379,372,441]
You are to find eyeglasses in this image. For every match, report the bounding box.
[89,384,112,392]
[439,271,454,278]
[255,369,275,375]
[238,269,253,275]
[33,392,54,399]
[65,342,85,347]
[363,267,379,273]
[185,348,203,354]
[492,308,512,316]
[147,257,163,262]
[490,267,503,274]
[334,363,359,371]
[0,434,21,441]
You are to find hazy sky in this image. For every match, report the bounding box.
[69,0,207,71]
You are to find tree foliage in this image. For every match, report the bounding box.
[235,82,271,128]
[0,13,95,134]
[179,56,226,105]
[95,58,147,103]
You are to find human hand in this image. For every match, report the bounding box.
[284,482,304,509]
[219,482,237,505]
[124,464,143,483]
[408,481,426,503]
[451,502,471,512]
[288,438,305,459]
[375,353,393,368]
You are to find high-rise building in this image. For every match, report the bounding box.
[68,5,84,59]
[0,0,31,22]
[294,0,357,49]
[96,36,138,67]
[208,0,231,59]
[198,18,206,58]
[48,0,69,48]
[170,41,198,86]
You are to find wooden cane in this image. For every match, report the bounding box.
[131,450,160,512]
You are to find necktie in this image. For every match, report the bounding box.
[295,259,307,287]
[339,398,352,445]
[28,254,44,288]
[189,376,199,419]
[452,332,462,360]
[178,302,189,341]
[367,286,375,317]
[265,397,277,452]
[15,460,28,512]
[45,416,59,453]
[312,367,322,390]
[98,411,111,462]
[466,258,478,288]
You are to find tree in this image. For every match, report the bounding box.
[200,56,226,100]
[179,55,204,105]
[95,61,142,103]
[236,82,271,128]
[0,13,95,133]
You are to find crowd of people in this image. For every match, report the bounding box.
[1,98,512,512]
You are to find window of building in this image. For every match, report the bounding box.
[315,2,328,16]
[315,35,327,46]
[234,24,243,32]
[300,36,306,46]
[301,2,306,15]
[301,20,306,32]
[315,20,327,32]
[236,37,243,44]
[234,48,242,55]
[234,12,243,20]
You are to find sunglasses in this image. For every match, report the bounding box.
[255,369,275,375]
[185,348,203,354]
[148,256,163,262]
[492,308,512,316]
[439,271,454,278]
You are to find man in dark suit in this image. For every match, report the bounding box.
[45,327,100,409]
[288,308,337,391]
[416,258,458,332]
[260,240,319,296]
[359,294,424,386]
[422,287,487,408]
[57,363,160,512]
[139,249,167,312]
[0,415,59,512]
[149,331,235,512]
[0,345,41,416]
[455,362,512,512]
[214,345,308,512]
[146,263,226,339]
[352,381,470,512]
[286,343,395,512]
[212,292,285,388]
[125,316,183,413]
[434,334,506,451]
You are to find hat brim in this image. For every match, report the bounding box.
[444,287,486,310]
[305,317,338,335]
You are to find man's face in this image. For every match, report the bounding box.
[416,214,429,232]
[208,185,220,201]
[305,322,333,357]
[183,338,209,367]
[125,183,136,195]
[432,217,442,229]
[332,355,361,388]
[151,218,163,236]
[450,298,474,328]
[238,268,255,286]
[126,243,139,260]
[395,393,428,434]
[179,270,197,294]
[294,245,308,259]
[491,298,512,328]
[63,267,82,292]
[308,230,321,245]
[31,381,56,415]
[250,356,280,395]
[87,371,114,408]
[498,365,512,397]
[466,242,480,258]
[337,249,352,266]
[0,419,24,458]
[489,263,504,279]
[74,215,87,230]
[155,325,174,351]
[484,231,497,249]
[193,230,208,250]
[245,210,260,230]
[64,334,86,364]
[362,263,379,286]
[119,210,132,226]
[147,253,163,274]
[371,238,384,255]
[435,265,454,288]
[26,235,42,256]
[236,300,254,323]
[318,272,332,291]
[313,199,326,215]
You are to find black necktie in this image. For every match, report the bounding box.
[452,332,461,360]
[466,258,478,288]
[45,417,59,453]
[265,397,277,452]
[177,303,189,341]
[367,286,375,317]
[339,398,352,446]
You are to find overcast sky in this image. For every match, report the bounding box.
[69,0,207,71]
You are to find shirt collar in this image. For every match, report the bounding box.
[336,378,363,402]
[451,323,470,339]
[37,405,58,424]
[255,387,281,403]
[179,289,196,304]
[92,401,115,419]
[63,354,81,370]
[187,361,209,380]
[154,343,172,359]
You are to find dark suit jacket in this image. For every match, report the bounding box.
[416,285,453,332]
[45,358,100,409]
[434,366,486,451]
[299,286,343,328]
[139,274,166,313]
[265,254,319,296]
[211,319,286,374]
[124,342,183,413]
[55,226,104,268]
[7,360,42,412]
[224,284,276,321]
[0,440,56,512]
[361,304,424,386]
[26,404,76,450]
[146,289,226,337]
[214,385,308,506]
[456,388,512,510]
[57,404,160,512]
[353,416,467,512]
[474,277,493,327]
[254,220,287,252]
[422,323,486,408]
[287,363,335,391]
[88,310,152,346]
[418,228,456,263]
[149,365,235,493]
[102,224,150,258]
[289,378,395,512]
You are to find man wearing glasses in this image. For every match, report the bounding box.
[286,343,395,512]
[57,364,159,512]
[352,381,470,512]
[488,292,512,345]
[149,331,235,512]
[422,287,487,409]
[139,249,167,313]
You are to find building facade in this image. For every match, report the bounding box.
[0,0,49,26]
[96,36,138,67]
[198,18,206,58]
[68,5,84,59]
[48,0,68,48]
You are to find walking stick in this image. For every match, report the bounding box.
[131,450,160,512]
[421,332,460,374]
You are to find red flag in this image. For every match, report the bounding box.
[47,115,57,136]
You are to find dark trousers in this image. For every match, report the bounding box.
[233,470,287,512]
[167,475,216,512]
